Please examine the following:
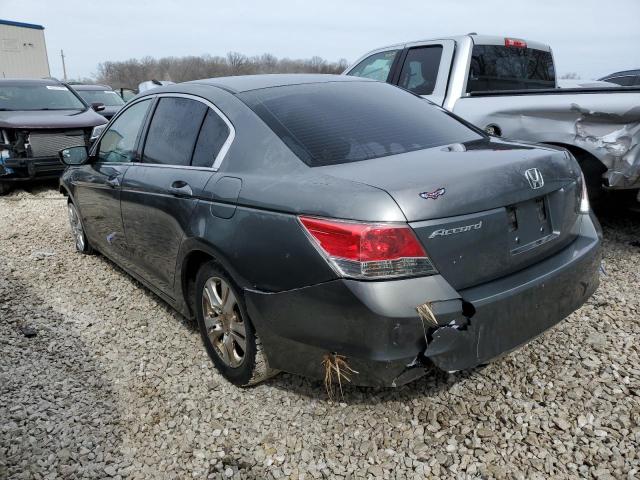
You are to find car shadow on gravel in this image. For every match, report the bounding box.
[1,179,60,199]
[266,366,482,404]
[595,201,640,236]
[0,265,126,479]
[90,251,199,334]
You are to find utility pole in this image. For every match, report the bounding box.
[60,50,67,81]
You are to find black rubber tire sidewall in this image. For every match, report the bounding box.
[69,201,93,255]
[195,261,257,386]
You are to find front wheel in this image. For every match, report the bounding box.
[67,202,93,254]
[195,262,277,386]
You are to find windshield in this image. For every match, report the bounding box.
[467,45,556,92]
[76,89,125,106]
[239,81,482,166]
[0,84,87,111]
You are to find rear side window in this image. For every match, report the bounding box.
[143,97,207,166]
[398,46,443,95]
[346,50,399,82]
[191,109,231,167]
[239,81,482,167]
[467,45,555,92]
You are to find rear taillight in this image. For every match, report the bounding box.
[505,38,527,49]
[577,172,590,214]
[299,216,437,279]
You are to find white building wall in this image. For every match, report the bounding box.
[0,23,50,78]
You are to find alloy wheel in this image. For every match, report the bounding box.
[67,203,86,251]
[201,276,247,368]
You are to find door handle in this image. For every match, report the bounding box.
[169,180,193,197]
[106,176,120,188]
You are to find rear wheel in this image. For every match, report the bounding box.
[195,262,277,386]
[67,201,93,254]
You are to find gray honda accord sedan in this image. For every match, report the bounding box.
[58,74,601,388]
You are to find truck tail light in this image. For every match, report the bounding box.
[299,216,438,279]
[505,38,527,49]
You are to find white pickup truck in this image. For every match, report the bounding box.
[345,34,640,201]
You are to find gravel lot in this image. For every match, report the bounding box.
[0,184,638,480]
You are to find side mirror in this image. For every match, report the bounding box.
[59,146,89,165]
[91,102,106,112]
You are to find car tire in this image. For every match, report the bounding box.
[195,261,277,386]
[67,201,93,254]
[0,182,11,196]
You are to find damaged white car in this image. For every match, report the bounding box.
[346,34,640,202]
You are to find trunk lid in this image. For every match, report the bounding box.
[318,139,583,289]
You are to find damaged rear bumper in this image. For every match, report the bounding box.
[245,214,601,387]
[425,213,601,371]
[0,156,65,182]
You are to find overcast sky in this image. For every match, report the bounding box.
[2,0,639,80]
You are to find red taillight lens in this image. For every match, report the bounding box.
[505,38,527,48]
[299,216,437,279]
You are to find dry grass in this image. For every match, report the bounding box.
[321,353,358,400]
[416,302,439,327]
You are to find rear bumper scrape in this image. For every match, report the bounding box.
[423,214,601,371]
[245,215,601,387]
[245,275,461,387]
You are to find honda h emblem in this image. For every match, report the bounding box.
[524,168,544,189]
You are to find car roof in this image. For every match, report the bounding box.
[70,84,113,90]
[187,73,372,94]
[0,78,64,86]
[600,69,640,78]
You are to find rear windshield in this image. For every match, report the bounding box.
[467,45,556,92]
[239,81,482,166]
[0,84,86,111]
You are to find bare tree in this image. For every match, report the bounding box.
[560,72,581,80]
[95,52,350,88]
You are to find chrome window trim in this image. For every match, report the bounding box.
[90,92,236,171]
[152,92,235,170]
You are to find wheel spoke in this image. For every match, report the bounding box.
[203,281,221,312]
[229,316,246,339]
[223,288,237,314]
[222,334,234,364]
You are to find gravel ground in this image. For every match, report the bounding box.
[0,183,639,480]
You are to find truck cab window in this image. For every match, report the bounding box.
[398,46,443,96]
[346,50,399,82]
